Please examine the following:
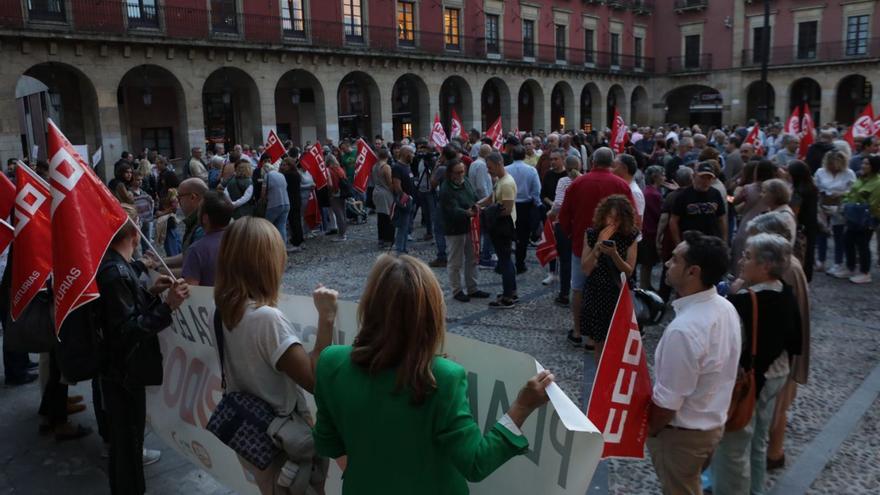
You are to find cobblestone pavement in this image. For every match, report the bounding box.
[1,218,878,494]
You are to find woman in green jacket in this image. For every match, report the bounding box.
[312,254,553,494]
[842,155,880,283]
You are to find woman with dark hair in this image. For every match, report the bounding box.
[574,194,639,356]
[731,159,776,275]
[108,163,133,192]
[371,148,395,248]
[312,254,553,494]
[787,160,819,280]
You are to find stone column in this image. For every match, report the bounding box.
[93,80,124,182]
[820,86,834,125]
[0,70,22,167]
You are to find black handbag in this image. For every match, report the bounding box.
[205,309,281,470]
[3,289,56,353]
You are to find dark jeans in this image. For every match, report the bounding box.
[38,351,68,426]
[817,224,845,265]
[288,193,303,247]
[93,378,108,442]
[845,226,874,274]
[394,206,413,253]
[103,378,147,495]
[491,218,517,298]
[417,191,435,232]
[377,213,394,243]
[554,223,572,298]
[2,349,30,383]
[514,202,536,271]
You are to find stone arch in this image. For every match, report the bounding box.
[440,75,473,135]
[21,62,102,165]
[517,79,544,133]
[835,74,872,125]
[663,84,723,128]
[630,85,649,126]
[580,82,602,131]
[481,77,511,131]
[275,69,327,145]
[391,73,430,141]
[745,80,775,124]
[117,64,188,160]
[337,71,381,140]
[550,81,575,132]
[202,66,263,150]
[606,84,626,127]
[789,78,822,124]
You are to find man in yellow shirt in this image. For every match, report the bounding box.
[479,152,518,308]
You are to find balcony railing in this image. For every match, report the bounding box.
[741,38,880,67]
[667,53,712,73]
[674,0,708,12]
[0,0,655,74]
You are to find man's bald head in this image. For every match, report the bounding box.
[178,178,208,216]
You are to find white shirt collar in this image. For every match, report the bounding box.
[671,287,718,313]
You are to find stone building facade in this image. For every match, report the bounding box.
[0,0,878,177]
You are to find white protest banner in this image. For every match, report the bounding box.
[92,146,103,169]
[146,287,603,495]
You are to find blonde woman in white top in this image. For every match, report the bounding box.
[813,150,856,274]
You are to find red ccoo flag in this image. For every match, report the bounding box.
[486,117,504,150]
[353,138,378,194]
[469,213,480,260]
[744,124,764,156]
[10,164,52,321]
[843,104,875,147]
[784,106,801,135]
[0,171,15,217]
[47,119,128,332]
[304,190,321,229]
[264,129,286,164]
[535,218,558,266]
[0,220,11,254]
[301,142,329,190]
[798,104,815,160]
[587,273,652,458]
[611,108,627,153]
[451,108,467,140]
[431,113,449,150]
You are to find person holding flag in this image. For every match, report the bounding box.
[439,159,491,302]
[647,231,741,495]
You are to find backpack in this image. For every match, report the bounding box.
[56,301,106,383]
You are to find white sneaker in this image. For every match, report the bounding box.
[849,273,872,284]
[829,265,852,279]
[143,448,161,466]
[815,261,825,272]
[542,273,558,286]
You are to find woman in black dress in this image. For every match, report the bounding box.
[578,194,639,359]
[787,160,818,281]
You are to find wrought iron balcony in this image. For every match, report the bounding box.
[674,0,708,13]
[741,38,880,67]
[667,53,713,73]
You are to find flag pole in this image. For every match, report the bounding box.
[127,217,176,279]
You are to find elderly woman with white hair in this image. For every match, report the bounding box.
[711,233,803,495]
[745,211,810,470]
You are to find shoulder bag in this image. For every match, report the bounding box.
[206,310,281,470]
[843,202,875,230]
[3,289,56,353]
[726,290,758,432]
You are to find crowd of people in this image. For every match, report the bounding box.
[1,112,878,495]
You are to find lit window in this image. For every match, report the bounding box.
[343,0,363,42]
[282,0,306,37]
[397,2,414,46]
[444,8,460,50]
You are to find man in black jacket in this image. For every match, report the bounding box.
[97,210,189,495]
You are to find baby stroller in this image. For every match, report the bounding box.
[346,198,368,225]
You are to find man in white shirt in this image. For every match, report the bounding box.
[613,153,645,218]
[647,231,742,495]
